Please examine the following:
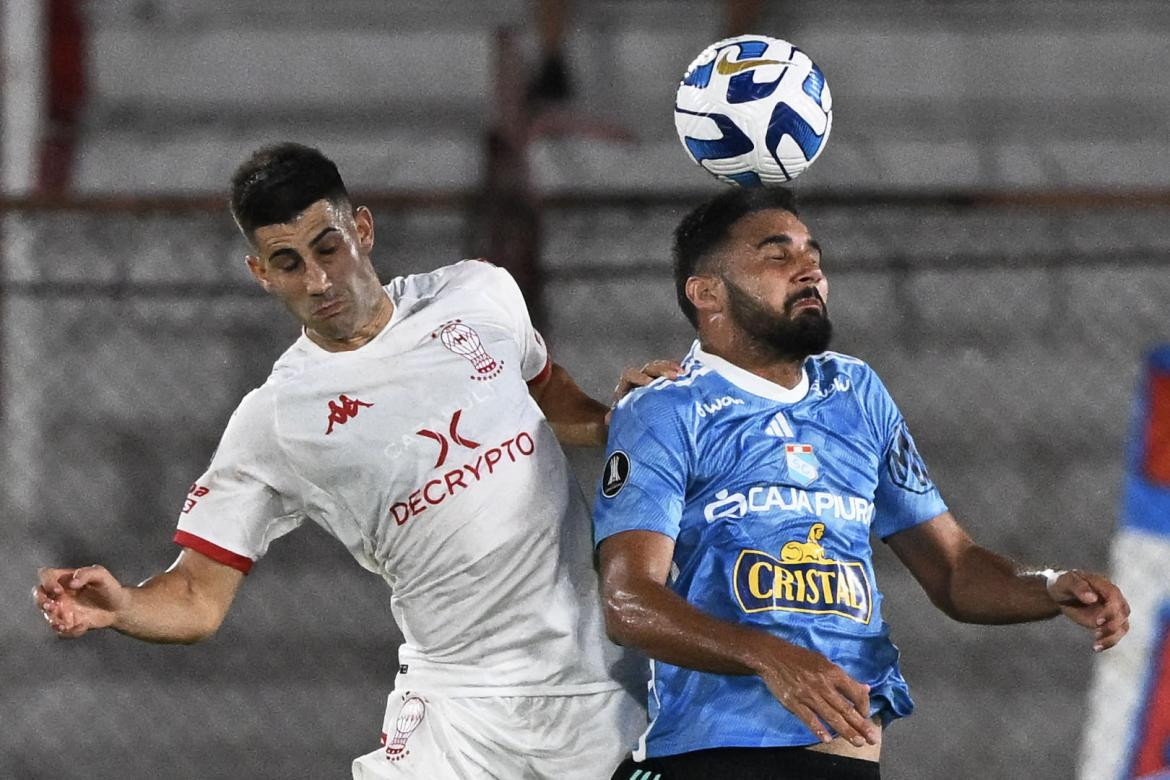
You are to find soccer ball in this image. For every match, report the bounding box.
[674,35,832,186]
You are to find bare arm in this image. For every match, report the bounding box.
[886,512,1130,650]
[529,362,610,446]
[600,529,878,747]
[33,547,245,644]
[529,360,682,447]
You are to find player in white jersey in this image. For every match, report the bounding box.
[31,143,662,779]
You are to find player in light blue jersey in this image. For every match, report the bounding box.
[594,187,1131,780]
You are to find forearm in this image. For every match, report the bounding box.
[547,407,607,446]
[604,578,783,675]
[533,363,609,447]
[941,545,1060,624]
[113,569,227,644]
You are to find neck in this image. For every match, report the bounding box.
[307,294,394,352]
[700,330,806,389]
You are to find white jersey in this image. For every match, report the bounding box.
[176,260,629,695]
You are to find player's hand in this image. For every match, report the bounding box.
[1046,570,1130,652]
[753,636,879,747]
[33,565,130,639]
[607,360,682,421]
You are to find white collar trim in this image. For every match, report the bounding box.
[693,344,809,403]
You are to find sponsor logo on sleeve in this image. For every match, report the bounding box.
[182,483,210,514]
[733,523,873,624]
[601,451,631,498]
[887,423,933,494]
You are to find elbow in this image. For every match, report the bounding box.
[602,583,655,647]
[191,605,230,643]
[179,584,230,644]
[168,613,222,645]
[924,582,980,623]
[926,590,963,622]
[601,588,637,646]
[183,620,222,645]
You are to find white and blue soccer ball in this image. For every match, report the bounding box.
[674,35,832,186]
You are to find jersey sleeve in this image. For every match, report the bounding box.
[174,391,303,573]
[593,393,692,544]
[473,260,550,384]
[866,371,948,540]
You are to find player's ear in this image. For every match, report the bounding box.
[686,275,723,317]
[354,206,374,253]
[245,254,272,292]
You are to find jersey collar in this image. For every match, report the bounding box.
[692,342,809,404]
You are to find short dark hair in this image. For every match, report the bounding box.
[672,186,799,328]
[229,142,351,238]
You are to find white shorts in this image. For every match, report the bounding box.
[351,687,645,780]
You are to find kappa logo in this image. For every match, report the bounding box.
[432,319,504,381]
[417,409,480,468]
[325,394,374,435]
[601,451,631,498]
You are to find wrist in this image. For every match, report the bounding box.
[1035,568,1066,600]
[735,628,788,674]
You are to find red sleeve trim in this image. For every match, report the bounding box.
[1145,373,1170,485]
[526,356,553,387]
[174,530,255,574]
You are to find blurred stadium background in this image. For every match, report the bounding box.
[2,1,1169,778]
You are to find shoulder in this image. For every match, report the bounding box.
[806,350,886,392]
[389,259,526,328]
[268,334,314,382]
[215,383,280,456]
[806,350,873,377]
[391,258,511,301]
[612,360,720,428]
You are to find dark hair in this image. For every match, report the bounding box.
[229,142,351,237]
[672,186,799,328]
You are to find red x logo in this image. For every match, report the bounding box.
[417,409,480,468]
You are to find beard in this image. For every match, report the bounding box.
[722,275,833,361]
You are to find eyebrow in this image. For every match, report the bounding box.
[267,227,338,262]
[756,234,822,255]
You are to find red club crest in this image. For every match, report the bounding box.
[432,319,503,381]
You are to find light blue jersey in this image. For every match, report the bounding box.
[593,342,947,758]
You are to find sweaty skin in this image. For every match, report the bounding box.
[600,206,1130,762]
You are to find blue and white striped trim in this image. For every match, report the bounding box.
[632,659,661,763]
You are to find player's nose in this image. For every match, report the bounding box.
[304,258,332,295]
[793,253,824,286]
